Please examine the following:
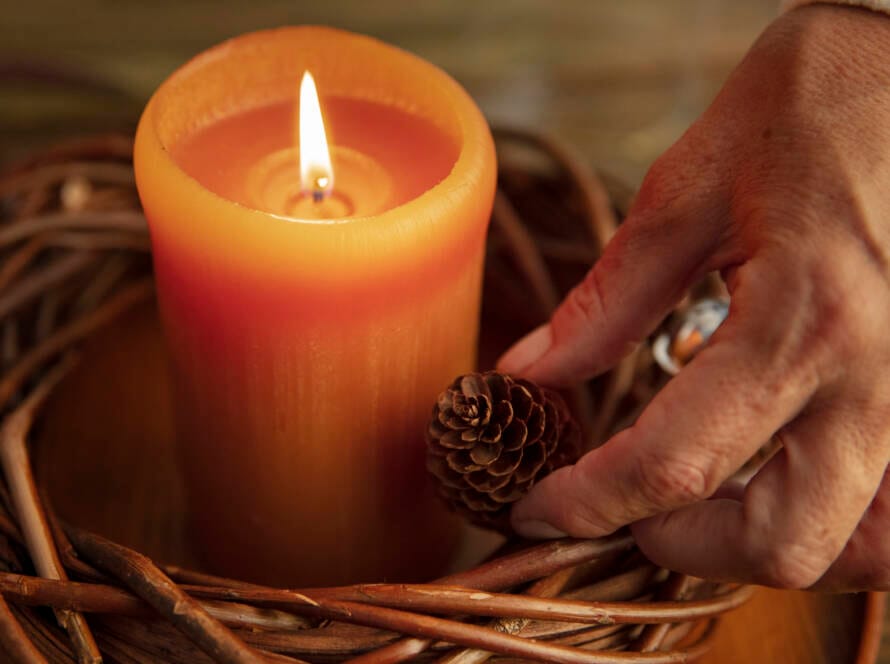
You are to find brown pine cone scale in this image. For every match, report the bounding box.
[426,371,581,532]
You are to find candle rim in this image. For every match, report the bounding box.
[137,25,494,228]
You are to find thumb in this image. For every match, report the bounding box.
[498,178,723,386]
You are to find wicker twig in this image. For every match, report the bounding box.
[562,564,661,603]
[65,529,266,664]
[0,163,135,201]
[492,127,618,253]
[0,136,132,178]
[434,567,577,664]
[0,211,146,250]
[534,236,597,265]
[0,252,97,321]
[40,497,107,586]
[0,279,154,406]
[225,594,706,664]
[438,536,635,592]
[0,512,23,545]
[214,583,753,626]
[0,357,102,664]
[0,597,47,664]
[0,573,145,616]
[0,236,49,293]
[632,574,693,652]
[43,232,150,253]
[590,348,640,446]
[8,605,76,664]
[0,572,313,633]
[491,190,560,319]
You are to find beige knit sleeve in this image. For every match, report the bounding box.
[781,0,890,14]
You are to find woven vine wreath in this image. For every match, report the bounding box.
[0,128,750,664]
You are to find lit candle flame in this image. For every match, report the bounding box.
[299,71,334,201]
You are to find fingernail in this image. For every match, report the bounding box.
[513,519,568,540]
[498,324,552,375]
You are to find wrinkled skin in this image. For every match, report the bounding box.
[499,5,890,591]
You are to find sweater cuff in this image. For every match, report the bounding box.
[781,0,890,15]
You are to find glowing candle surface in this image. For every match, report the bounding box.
[135,27,496,586]
[174,89,457,221]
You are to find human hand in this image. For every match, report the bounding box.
[499,4,890,591]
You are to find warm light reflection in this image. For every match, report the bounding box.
[299,71,334,200]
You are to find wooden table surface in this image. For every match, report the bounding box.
[3,1,888,660]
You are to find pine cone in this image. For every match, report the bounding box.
[425,371,581,533]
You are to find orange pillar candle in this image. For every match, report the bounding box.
[134,27,496,586]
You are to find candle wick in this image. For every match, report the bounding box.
[309,174,330,204]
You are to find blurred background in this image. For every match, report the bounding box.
[2,0,776,184]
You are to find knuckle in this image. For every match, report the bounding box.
[755,544,829,590]
[635,151,698,215]
[750,253,885,389]
[791,261,890,391]
[560,505,614,538]
[558,465,621,537]
[809,264,874,361]
[566,265,608,330]
[633,450,713,509]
